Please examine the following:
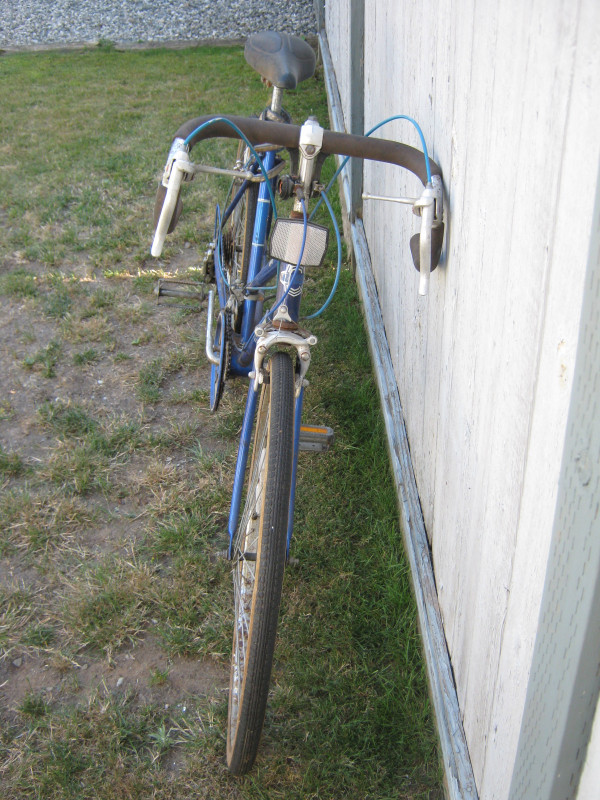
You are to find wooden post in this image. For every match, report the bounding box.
[348,0,364,222]
[313,0,325,32]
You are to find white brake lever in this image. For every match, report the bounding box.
[413,183,436,296]
[150,149,190,258]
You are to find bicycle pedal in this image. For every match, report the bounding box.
[298,425,334,452]
[155,279,205,309]
[210,549,230,563]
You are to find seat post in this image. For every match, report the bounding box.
[270,86,284,116]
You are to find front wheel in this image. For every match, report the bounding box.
[226,351,295,775]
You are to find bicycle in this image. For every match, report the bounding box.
[150,30,444,775]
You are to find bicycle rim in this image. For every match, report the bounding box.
[226,352,295,774]
[227,143,258,289]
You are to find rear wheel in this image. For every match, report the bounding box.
[226,352,295,775]
[209,309,232,413]
[223,143,258,295]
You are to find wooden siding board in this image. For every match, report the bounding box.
[482,2,600,795]
[454,0,540,776]
[415,0,486,713]
[422,0,456,545]
[352,217,479,800]
[508,156,600,800]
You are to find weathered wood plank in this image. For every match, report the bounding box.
[482,1,600,795]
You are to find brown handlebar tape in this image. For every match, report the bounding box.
[173,115,441,187]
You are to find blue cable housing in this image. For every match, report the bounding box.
[303,189,341,319]
[303,114,433,316]
[313,114,433,219]
[183,117,278,217]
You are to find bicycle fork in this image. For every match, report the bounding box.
[225,382,304,559]
[227,327,315,560]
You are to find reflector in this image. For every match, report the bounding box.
[269,218,329,267]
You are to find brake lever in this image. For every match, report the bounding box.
[413,184,435,295]
[151,139,193,258]
[411,175,444,296]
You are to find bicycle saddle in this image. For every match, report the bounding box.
[244,31,316,90]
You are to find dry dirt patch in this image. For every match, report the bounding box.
[1,635,228,722]
[0,252,233,725]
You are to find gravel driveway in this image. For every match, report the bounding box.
[0,0,317,48]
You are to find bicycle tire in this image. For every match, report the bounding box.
[226,351,295,775]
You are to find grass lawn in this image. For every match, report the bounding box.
[0,43,442,798]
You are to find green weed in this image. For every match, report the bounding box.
[89,287,116,309]
[0,399,15,420]
[137,359,166,403]
[0,269,38,298]
[19,692,49,718]
[21,623,56,648]
[149,667,170,687]
[43,287,73,318]
[73,347,99,365]
[88,420,142,457]
[42,442,109,495]
[0,447,26,477]
[22,340,62,377]
[0,488,94,554]
[38,401,98,437]
[65,558,157,654]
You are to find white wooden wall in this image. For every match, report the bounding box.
[324,1,600,797]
